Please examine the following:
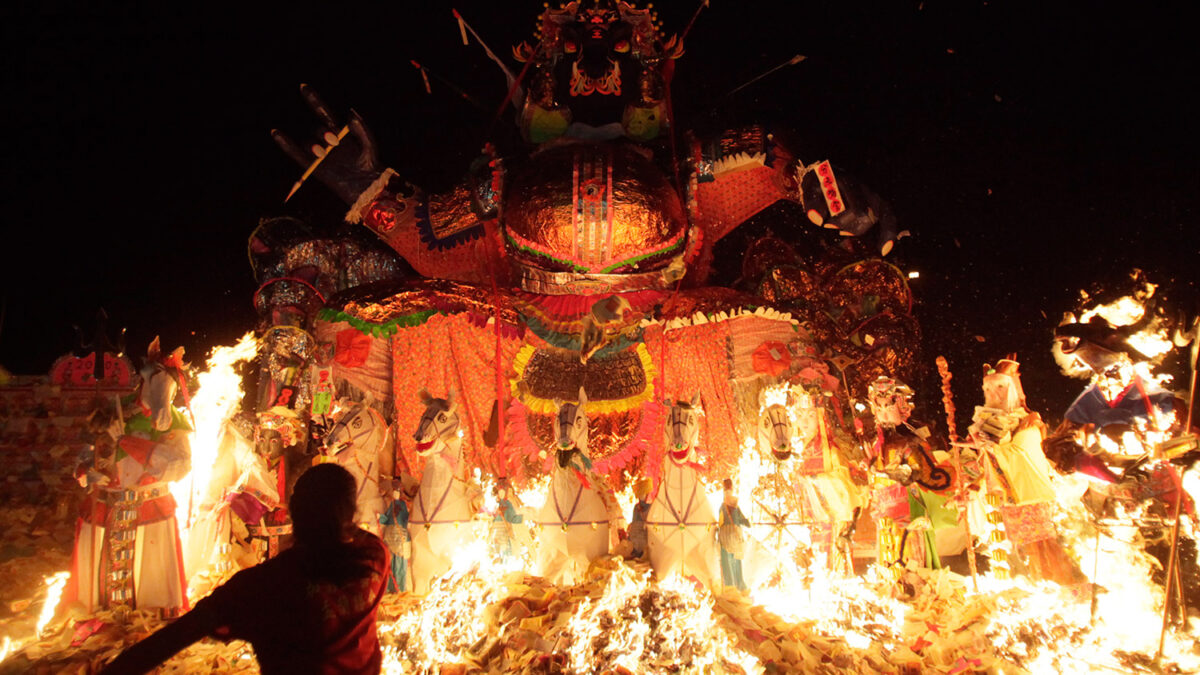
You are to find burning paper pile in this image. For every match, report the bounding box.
[376,548,759,674]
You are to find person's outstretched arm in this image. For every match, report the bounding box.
[99,603,217,675]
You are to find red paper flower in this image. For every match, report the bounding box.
[751,341,791,377]
[334,328,372,368]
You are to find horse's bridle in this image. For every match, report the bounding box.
[555,403,585,450]
[327,404,374,454]
[762,404,792,452]
[414,405,458,455]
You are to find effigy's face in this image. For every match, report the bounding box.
[554,7,635,123]
[518,1,674,144]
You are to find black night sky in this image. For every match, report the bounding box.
[3,1,1197,419]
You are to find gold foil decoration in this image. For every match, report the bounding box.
[503,143,687,275]
[336,279,522,328]
[522,407,645,476]
[522,348,647,403]
[428,185,487,240]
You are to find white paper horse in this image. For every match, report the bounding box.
[751,394,861,580]
[646,394,718,587]
[323,400,395,534]
[535,389,616,585]
[407,389,481,594]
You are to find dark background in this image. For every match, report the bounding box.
[2,1,1196,420]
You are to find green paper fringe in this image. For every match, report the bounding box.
[317,307,439,338]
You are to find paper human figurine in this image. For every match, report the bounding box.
[965,357,1087,586]
[867,377,951,492]
[646,395,718,587]
[269,2,913,505]
[407,389,482,594]
[62,339,192,617]
[488,478,525,562]
[535,389,621,585]
[718,479,751,592]
[627,477,651,560]
[866,377,958,571]
[380,475,418,593]
[273,6,900,296]
[321,398,396,535]
[899,488,959,569]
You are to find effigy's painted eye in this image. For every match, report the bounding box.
[614,39,629,53]
[564,40,578,53]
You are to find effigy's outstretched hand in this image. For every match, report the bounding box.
[272,84,383,205]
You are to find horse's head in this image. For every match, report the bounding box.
[759,402,793,461]
[553,387,589,467]
[665,393,702,465]
[413,389,460,456]
[136,337,184,432]
[325,401,371,455]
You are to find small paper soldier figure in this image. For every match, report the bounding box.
[718,479,751,592]
[488,478,525,561]
[628,477,652,559]
[379,475,418,593]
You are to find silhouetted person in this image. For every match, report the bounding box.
[101,463,389,674]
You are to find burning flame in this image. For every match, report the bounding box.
[36,572,70,636]
[565,570,759,673]
[9,292,1198,672]
[377,538,761,674]
[1,571,72,664]
[1077,291,1175,362]
[169,333,259,538]
[379,540,511,671]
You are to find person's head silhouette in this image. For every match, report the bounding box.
[290,463,357,546]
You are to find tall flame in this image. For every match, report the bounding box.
[169,333,259,538]
[35,572,70,636]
